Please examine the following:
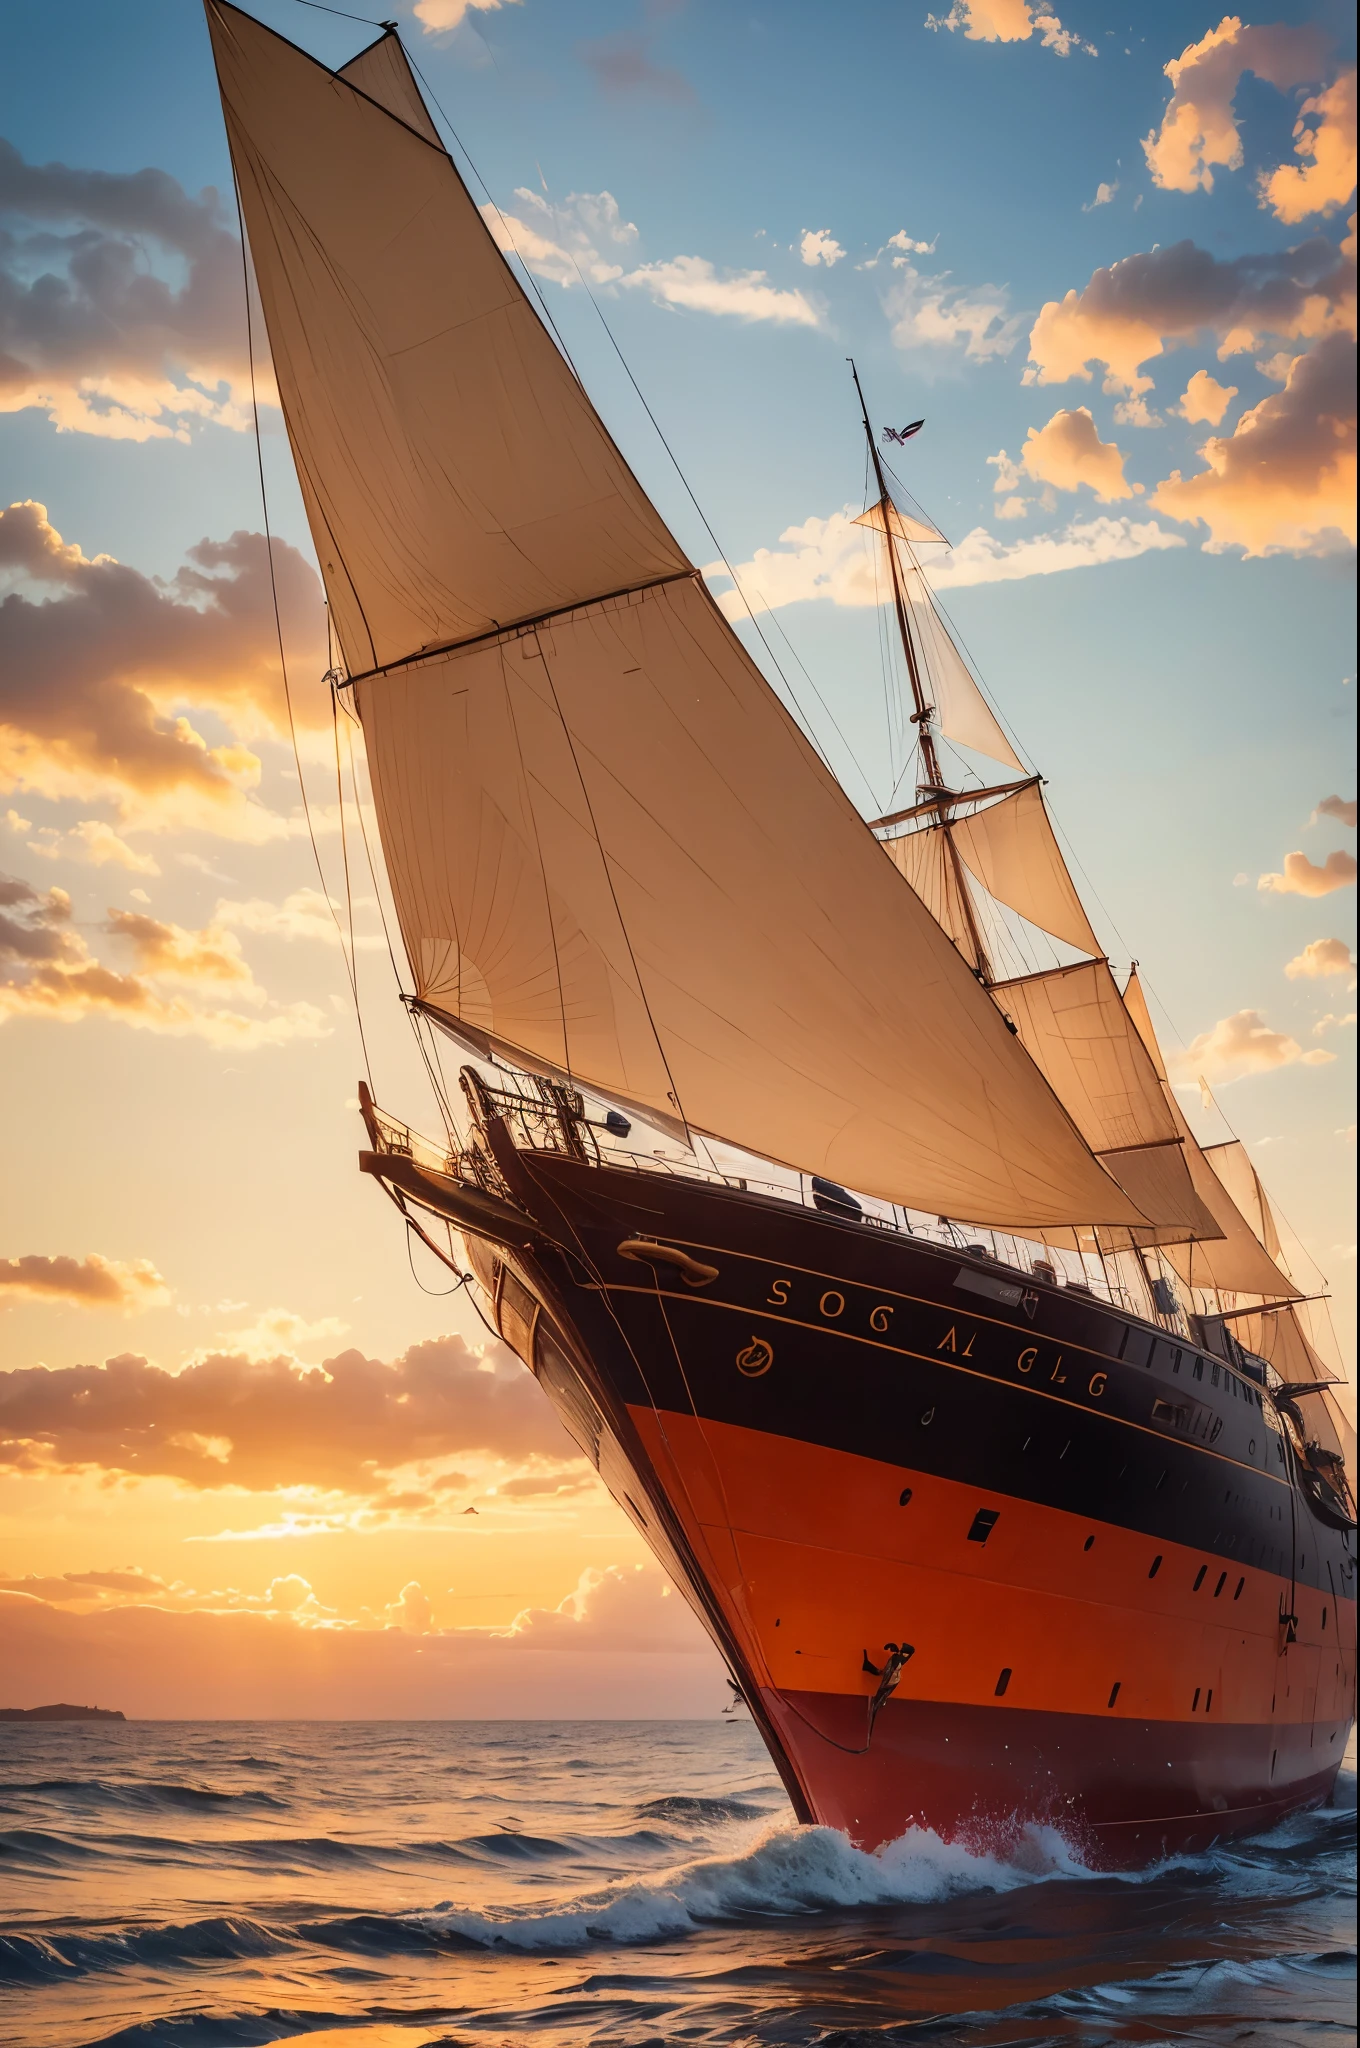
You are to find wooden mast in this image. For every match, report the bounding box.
[850,361,994,983]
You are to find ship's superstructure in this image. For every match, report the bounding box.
[205,2,1355,1860]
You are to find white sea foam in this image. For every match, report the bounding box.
[416,1815,1095,1949]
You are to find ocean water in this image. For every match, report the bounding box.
[0,1720,1353,2048]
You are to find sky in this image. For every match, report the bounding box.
[0,0,1354,1718]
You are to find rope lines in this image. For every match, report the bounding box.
[232,171,373,1086]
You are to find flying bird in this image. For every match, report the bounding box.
[882,421,925,445]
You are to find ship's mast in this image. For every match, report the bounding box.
[850,362,993,983]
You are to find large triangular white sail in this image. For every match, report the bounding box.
[206,0,688,676]
[209,0,1148,1231]
[356,580,1145,1226]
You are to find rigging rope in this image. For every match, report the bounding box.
[231,172,374,1087]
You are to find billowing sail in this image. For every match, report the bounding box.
[1121,972,1301,1299]
[356,578,1145,1226]
[883,781,1100,961]
[882,820,983,973]
[206,1,688,676]
[853,498,1021,772]
[989,958,1221,1241]
[1203,1140,1284,1261]
[854,496,948,549]
[993,960,1176,1155]
[210,0,1148,1230]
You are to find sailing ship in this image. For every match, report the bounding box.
[205,2,1355,1863]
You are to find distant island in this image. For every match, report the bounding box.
[0,1704,126,1722]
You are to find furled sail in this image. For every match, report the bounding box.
[1120,972,1301,1298]
[207,0,1147,1231]
[882,781,1101,961]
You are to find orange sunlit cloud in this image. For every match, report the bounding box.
[1024,234,1353,395]
[0,1562,724,1717]
[0,875,329,1046]
[1019,407,1139,501]
[1168,1006,1336,1084]
[0,501,329,834]
[1152,330,1356,554]
[1261,70,1358,225]
[1141,16,1330,198]
[0,1334,577,1492]
[1258,847,1359,897]
[0,138,275,441]
[0,1254,170,1312]
[1285,937,1357,982]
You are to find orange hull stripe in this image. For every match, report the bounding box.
[628,1406,1356,1730]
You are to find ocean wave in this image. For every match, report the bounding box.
[0,1917,294,1986]
[413,1814,1096,1949]
[0,1777,287,1813]
[636,1794,769,1823]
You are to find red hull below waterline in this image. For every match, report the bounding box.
[758,1688,1346,1864]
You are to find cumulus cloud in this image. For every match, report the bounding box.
[0,1253,169,1312]
[800,229,845,268]
[1169,1007,1336,1085]
[498,1564,702,1653]
[622,256,820,325]
[1084,181,1119,212]
[415,0,518,33]
[925,0,1094,57]
[212,887,376,951]
[1260,69,1358,225]
[886,261,1020,360]
[705,508,1182,617]
[1179,368,1239,425]
[480,188,638,288]
[0,501,328,833]
[1024,234,1353,396]
[383,1580,434,1633]
[0,872,327,1047]
[1258,846,1358,896]
[1313,1010,1356,1035]
[0,1563,723,1717]
[28,820,161,874]
[1018,407,1138,500]
[1142,16,1330,198]
[1285,937,1357,982]
[482,191,816,325]
[0,137,262,442]
[1152,329,1355,554]
[1315,793,1357,827]
[0,1334,574,1492]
